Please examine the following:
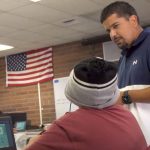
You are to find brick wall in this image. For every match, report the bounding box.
[0,41,103,126]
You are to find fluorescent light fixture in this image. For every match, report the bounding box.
[0,44,14,51]
[30,0,41,2]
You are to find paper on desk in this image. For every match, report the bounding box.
[134,103,150,145]
[14,132,27,150]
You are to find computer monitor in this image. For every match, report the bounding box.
[2,112,27,131]
[0,116,17,150]
[15,121,26,131]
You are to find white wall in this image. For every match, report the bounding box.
[103,41,121,61]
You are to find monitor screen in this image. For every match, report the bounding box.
[15,121,26,131]
[0,116,17,150]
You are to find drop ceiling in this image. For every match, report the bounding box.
[0,0,150,57]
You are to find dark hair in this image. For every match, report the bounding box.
[100,1,139,23]
[74,57,117,84]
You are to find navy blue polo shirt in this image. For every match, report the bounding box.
[118,28,150,89]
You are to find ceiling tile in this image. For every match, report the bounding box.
[58,16,101,34]
[25,24,82,37]
[39,0,100,15]
[0,0,31,11]
[0,13,44,29]
[5,30,51,42]
[0,37,31,47]
[10,3,73,23]
[82,11,101,22]
[0,26,18,36]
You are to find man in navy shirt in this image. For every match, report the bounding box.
[100,1,150,145]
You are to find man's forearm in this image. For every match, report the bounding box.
[128,87,150,103]
[118,87,150,104]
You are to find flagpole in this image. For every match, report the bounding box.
[38,82,43,125]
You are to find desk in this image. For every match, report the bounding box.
[14,124,51,150]
[14,130,41,150]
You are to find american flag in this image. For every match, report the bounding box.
[6,47,53,87]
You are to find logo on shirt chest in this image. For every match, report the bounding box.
[132,59,138,65]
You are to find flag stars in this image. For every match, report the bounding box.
[7,53,27,71]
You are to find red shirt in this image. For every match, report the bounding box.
[25,105,148,150]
